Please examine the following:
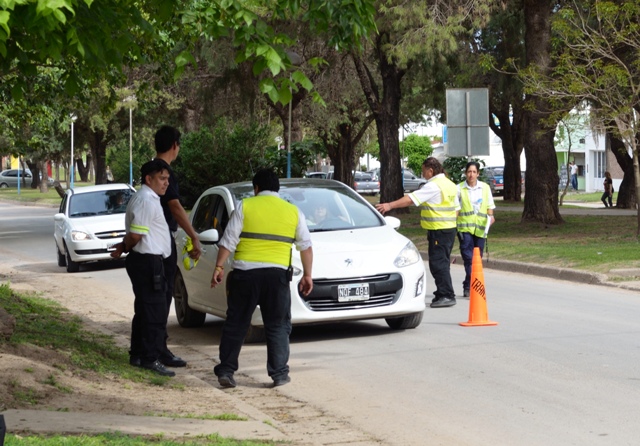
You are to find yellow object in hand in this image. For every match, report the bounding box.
[182,237,199,270]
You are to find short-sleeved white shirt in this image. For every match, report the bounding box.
[408,173,461,210]
[125,185,171,258]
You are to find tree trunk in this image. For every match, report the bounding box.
[490,104,525,201]
[608,131,636,209]
[522,0,563,224]
[324,123,359,187]
[88,130,107,185]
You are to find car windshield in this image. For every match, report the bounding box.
[68,189,134,217]
[488,167,504,176]
[227,182,384,232]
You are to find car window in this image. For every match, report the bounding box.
[59,194,68,214]
[191,194,217,234]
[68,189,134,217]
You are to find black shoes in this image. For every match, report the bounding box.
[430,297,456,308]
[129,356,141,367]
[140,360,176,377]
[160,354,187,368]
[463,289,470,298]
[218,375,237,388]
[273,376,291,387]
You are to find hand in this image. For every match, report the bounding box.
[299,275,313,296]
[375,203,390,214]
[110,242,125,259]
[190,238,202,261]
[490,215,495,225]
[211,269,224,287]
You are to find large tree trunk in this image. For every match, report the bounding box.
[490,103,525,201]
[522,0,563,224]
[87,130,107,185]
[608,131,636,209]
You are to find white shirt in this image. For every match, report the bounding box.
[570,164,578,175]
[125,185,171,258]
[457,181,496,214]
[408,173,461,210]
[219,191,312,270]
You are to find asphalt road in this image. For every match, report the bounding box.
[2,202,640,445]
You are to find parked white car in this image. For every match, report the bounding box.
[54,183,135,272]
[174,178,427,341]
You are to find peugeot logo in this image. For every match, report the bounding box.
[344,258,353,267]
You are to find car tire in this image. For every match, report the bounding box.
[174,269,206,328]
[245,325,266,343]
[57,244,67,267]
[0,183,8,188]
[65,245,80,273]
[385,312,424,330]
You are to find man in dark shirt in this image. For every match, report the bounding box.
[152,125,202,368]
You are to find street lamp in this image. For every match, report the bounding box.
[123,95,136,186]
[285,51,302,179]
[70,113,77,189]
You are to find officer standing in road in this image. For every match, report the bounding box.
[211,168,313,388]
[457,161,495,298]
[153,125,202,368]
[111,160,175,376]
[376,157,460,308]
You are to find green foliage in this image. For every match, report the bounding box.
[173,120,271,208]
[400,134,433,174]
[264,139,323,178]
[443,156,485,184]
[107,139,155,185]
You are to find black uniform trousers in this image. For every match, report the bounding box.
[214,268,292,380]
[427,227,457,302]
[159,235,178,358]
[126,251,167,364]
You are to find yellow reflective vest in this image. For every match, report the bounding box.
[235,195,298,267]
[420,175,458,230]
[457,182,492,237]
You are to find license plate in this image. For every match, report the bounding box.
[337,283,370,302]
[107,243,118,251]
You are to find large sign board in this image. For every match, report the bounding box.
[445,88,490,157]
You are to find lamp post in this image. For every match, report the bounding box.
[285,51,302,179]
[123,95,136,186]
[70,114,77,189]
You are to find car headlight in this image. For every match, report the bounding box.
[71,230,91,241]
[393,241,421,268]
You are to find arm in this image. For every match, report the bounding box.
[298,247,313,296]
[167,198,202,260]
[375,195,413,214]
[210,246,232,287]
[111,233,143,258]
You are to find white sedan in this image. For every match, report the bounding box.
[54,183,135,272]
[174,178,427,341]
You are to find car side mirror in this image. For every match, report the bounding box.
[384,216,401,230]
[54,213,65,221]
[199,228,220,244]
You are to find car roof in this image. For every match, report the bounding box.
[67,183,135,195]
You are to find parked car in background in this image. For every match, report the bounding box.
[173,178,427,341]
[0,169,54,188]
[366,168,426,192]
[305,171,328,179]
[483,166,504,196]
[54,183,135,272]
[353,171,379,195]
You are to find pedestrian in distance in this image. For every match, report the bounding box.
[375,157,460,308]
[211,168,313,388]
[457,161,495,298]
[111,160,175,377]
[570,161,578,191]
[602,171,614,208]
[153,125,202,369]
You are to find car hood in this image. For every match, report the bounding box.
[303,226,419,277]
[68,214,126,233]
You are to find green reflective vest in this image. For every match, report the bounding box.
[235,195,298,267]
[457,182,492,237]
[420,175,458,230]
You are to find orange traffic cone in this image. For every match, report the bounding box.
[460,247,498,327]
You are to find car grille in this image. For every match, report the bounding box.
[95,230,126,240]
[301,273,403,311]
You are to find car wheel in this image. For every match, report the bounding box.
[65,245,80,273]
[56,244,67,267]
[173,269,206,328]
[0,183,8,188]
[385,312,424,330]
[245,325,266,343]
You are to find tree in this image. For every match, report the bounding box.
[400,134,433,175]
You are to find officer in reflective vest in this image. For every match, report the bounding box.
[376,157,460,308]
[457,161,495,298]
[211,168,313,389]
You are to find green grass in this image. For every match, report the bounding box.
[0,180,97,207]
[5,432,279,445]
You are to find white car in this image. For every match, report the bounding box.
[54,183,135,272]
[174,178,427,341]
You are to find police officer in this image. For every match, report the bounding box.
[457,161,495,298]
[376,157,460,308]
[111,160,174,376]
[211,168,313,388]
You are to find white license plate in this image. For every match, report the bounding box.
[107,243,118,251]
[337,283,370,302]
